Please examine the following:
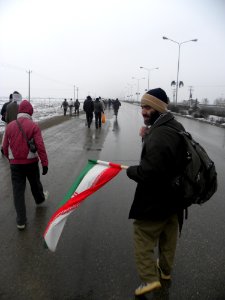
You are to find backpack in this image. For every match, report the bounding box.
[171,129,218,209]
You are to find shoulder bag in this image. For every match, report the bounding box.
[16,120,37,153]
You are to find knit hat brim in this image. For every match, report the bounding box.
[141,93,168,113]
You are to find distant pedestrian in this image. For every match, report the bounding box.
[3,100,49,231]
[1,94,13,123]
[74,99,80,116]
[61,99,69,116]
[94,97,104,129]
[1,93,13,153]
[108,99,112,109]
[83,96,94,128]
[112,98,121,118]
[126,88,187,296]
[68,98,73,116]
[5,91,22,123]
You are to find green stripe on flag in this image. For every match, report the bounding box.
[57,159,97,208]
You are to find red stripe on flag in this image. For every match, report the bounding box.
[44,166,121,237]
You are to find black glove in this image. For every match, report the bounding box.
[42,166,48,175]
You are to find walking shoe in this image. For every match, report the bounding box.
[36,191,49,207]
[44,191,49,200]
[17,224,26,231]
[135,281,161,296]
[157,259,171,280]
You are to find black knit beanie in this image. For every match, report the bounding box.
[147,88,169,104]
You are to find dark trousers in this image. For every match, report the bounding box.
[95,112,102,128]
[63,108,67,116]
[75,108,79,115]
[86,112,93,128]
[10,162,45,225]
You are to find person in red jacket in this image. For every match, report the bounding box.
[3,100,49,230]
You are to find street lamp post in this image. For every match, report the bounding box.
[127,83,136,103]
[132,77,145,102]
[26,70,32,102]
[162,36,198,106]
[139,66,159,91]
[74,85,76,101]
[76,87,79,100]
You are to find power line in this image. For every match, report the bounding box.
[0,62,74,87]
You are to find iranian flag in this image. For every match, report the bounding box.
[44,159,127,252]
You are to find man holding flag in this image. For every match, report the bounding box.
[126,88,186,296]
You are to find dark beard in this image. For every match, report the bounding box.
[145,110,161,125]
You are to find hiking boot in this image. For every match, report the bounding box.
[157,259,171,280]
[36,191,49,207]
[135,281,161,296]
[17,224,26,231]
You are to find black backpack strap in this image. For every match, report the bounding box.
[177,207,189,237]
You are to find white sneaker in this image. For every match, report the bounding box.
[17,224,26,230]
[36,191,49,207]
[135,281,161,296]
[44,191,49,200]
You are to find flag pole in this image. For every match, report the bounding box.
[96,159,128,169]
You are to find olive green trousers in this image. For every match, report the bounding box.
[133,214,179,282]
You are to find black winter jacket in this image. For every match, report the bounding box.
[83,99,94,113]
[127,112,186,220]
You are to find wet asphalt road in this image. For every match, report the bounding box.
[0,103,225,300]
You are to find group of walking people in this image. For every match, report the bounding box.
[83,96,104,129]
[61,95,122,129]
[83,96,121,128]
[61,98,80,116]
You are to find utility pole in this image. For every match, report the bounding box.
[76,87,79,100]
[172,87,176,103]
[188,86,193,99]
[74,85,76,101]
[188,86,194,107]
[26,70,32,101]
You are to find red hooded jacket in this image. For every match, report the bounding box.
[3,100,48,166]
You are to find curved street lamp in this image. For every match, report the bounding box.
[162,36,198,105]
[139,66,159,91]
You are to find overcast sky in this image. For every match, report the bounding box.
[0,0,225,103]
